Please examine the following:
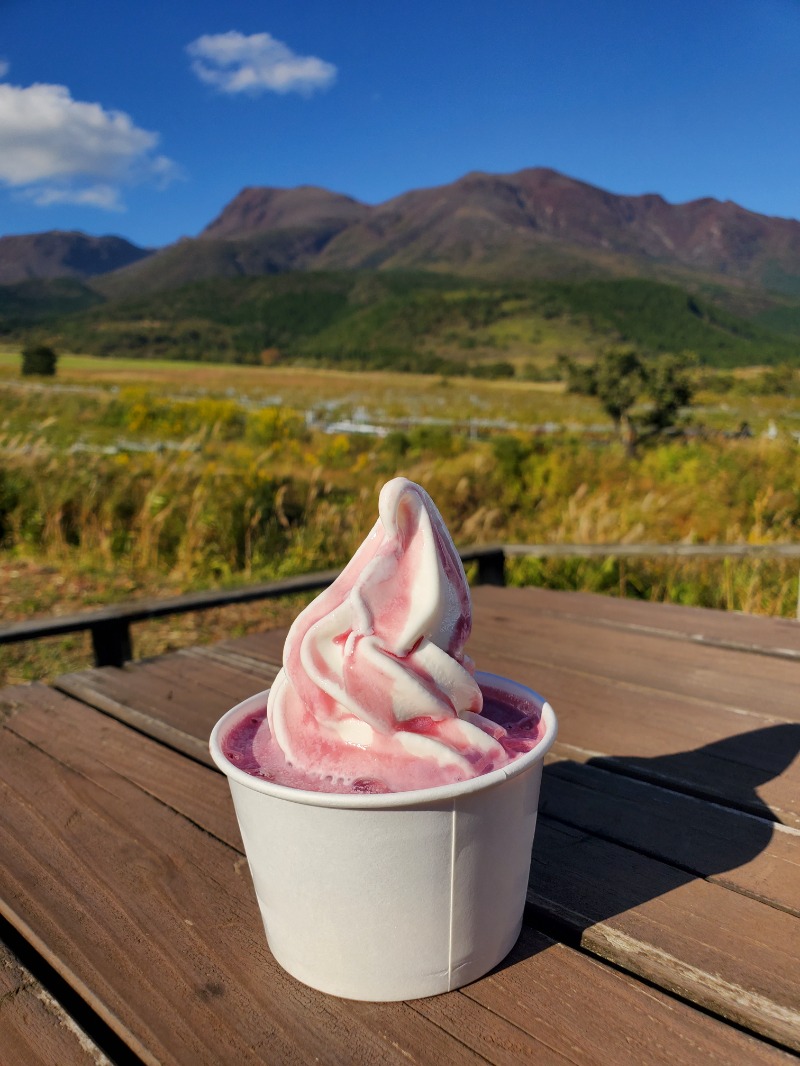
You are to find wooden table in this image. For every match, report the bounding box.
[1,586,798,1064]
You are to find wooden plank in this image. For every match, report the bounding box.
[479,585,800,658]
[5,684,237,848]
[131,650,276,709]
[53,651,277,764]
[540,760,800,917]
[526,818,800,1050]
[14,678,800,930]
[470,593,800,721]
[471,644,800,828]
[1,687,792,1064]
[0,697,499,1065]
[217,615,800,829]
[53,677,795,1051]
[53,613,800,830]
[6,689,800,1051]
[0,938,110,1066]
[213,627,288,666]
[162,644,800,917]
[53,667,214,766]
[189,594,800,733]
[214,604,800,735]
[460,927,794,1066]
[178,643,281,677]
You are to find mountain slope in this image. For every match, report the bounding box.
[88,168,800,301]
[199,185,369,240]
[317,168,800,290]
[42,272,800,370]
[0,231,152,285]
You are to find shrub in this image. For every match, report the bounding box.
[21,344,58,376]
[492,435,531,479]
[469,361,515,380]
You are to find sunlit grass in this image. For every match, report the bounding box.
[2,351,799,685]
[0,346,606,425]
[3,346,797,434]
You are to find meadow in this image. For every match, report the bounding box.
[1,347,799,685]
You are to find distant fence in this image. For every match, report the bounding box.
[503,543,800,559]
[1,543,797,668]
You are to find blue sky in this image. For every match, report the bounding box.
[1,0,799,248]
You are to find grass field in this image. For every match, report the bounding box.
[2,347,799,685]
[1,347,796,433]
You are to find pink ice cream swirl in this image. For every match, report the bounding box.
[264,478,517,793]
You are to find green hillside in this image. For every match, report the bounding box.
[3,271,798,372]
[539,279,798,366]
[0,278,102,329]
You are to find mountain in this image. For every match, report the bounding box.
[200,185,369,240]
[92,168,800,301]
[39,269,800,371]
[5,168,800,371]
[316,169,800,291]
[0,231,152,285]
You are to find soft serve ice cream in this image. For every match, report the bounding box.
[211,478,557,999]
[222,478,543,794]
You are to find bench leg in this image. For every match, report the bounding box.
[476,550,506,587]
[91,621,132,668]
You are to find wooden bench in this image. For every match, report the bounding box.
[1,586,798,1063]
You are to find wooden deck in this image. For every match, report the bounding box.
[1,585,798,1064]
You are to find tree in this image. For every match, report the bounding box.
[21,344,58,376]
[558,353,598,396]
[642,352,695,433]
[560,347,695,455]
[594,348,644,455]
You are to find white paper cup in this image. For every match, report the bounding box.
[210,670,557,1001]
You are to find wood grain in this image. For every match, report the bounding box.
[5,683,239,848]
[54,648,279,759]
[527,818,800,1049]
[478,585,800,657]
[214,627,288,666]
[469,643,800,827]
[4,685,798,1055]
[0,702,490,1064]
[540,760,800,916]
[1,686,792,1064]
[0,938,110,1066]
[460,927,794,1065]
[470,591,800,720]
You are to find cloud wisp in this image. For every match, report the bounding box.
[187,30,336,96]
[0,76,179,210]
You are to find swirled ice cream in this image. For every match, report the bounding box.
[222,478,543,793]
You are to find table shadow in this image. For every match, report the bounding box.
[498,722,800,972]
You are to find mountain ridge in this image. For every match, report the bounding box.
[0,231,152,285]
[4,168,800,299]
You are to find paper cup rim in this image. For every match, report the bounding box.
[209,670,557,810]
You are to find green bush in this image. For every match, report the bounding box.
[21,344,58,376]
[469,361,515,380]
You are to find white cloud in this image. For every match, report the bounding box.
[187,31,336,96]
[25,183,124,211]
[0,79,180,210]
[0,60,9,79]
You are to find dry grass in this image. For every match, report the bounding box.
[2,351,799,685]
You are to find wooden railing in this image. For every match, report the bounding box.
[2,543,797,668]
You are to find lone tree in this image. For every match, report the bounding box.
[642,351,695,434]
[561,348,694,455]
[21,344,58,377]
[594,348,644,454]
